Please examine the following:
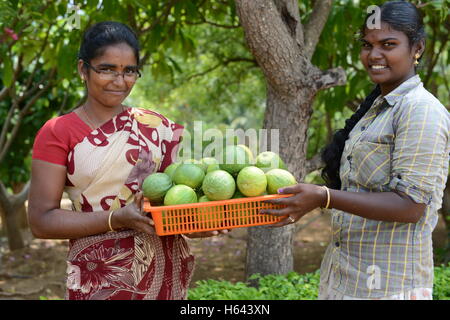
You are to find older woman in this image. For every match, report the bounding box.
[28,21,224,300]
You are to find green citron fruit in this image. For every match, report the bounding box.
[163,184,198,206]
[237,166,267,197]
[256,151,287,172]
[173,163,205,189]
[200,157,218,172]
[206,163,220,173]
[265,168,297,194]
[232,190,245,199]
[198,195,211,202]
[182,158,206,172]
[237,144,255,164]
[163,163,180,179]
[202,170,236,201]
[218,145,251,176]
[142,172,173,204]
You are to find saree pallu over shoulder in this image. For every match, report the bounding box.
[63,107,192,300]
[65,107,183,212]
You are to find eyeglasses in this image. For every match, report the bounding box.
[83,61,141,82]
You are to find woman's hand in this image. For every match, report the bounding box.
[112,191,155,234]
[183,229,231,239]
[261,183,327,227]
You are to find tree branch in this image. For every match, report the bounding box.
[0,68,56,163]
[235,0,310,97]
[0,87,9,101]
[184,9,241,29]
[313,66,347,91]
[273,0,304,47]
[138,0,179,35]
[0,181,10,212]
[303,0,333,60]
[0,100,18,154]
[184,57,257,81]
[305,153,324,174]
[11,180,30,207]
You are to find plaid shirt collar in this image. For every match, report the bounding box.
[383,74,422,107]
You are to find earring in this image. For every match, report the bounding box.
[414,53,420,66]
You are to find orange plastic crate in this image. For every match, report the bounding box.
[143,194,292,236]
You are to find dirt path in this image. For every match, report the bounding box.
[0,208,447,300]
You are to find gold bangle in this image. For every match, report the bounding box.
[322,186,331,209]
[108,210,116,232]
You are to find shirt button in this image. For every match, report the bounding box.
[361,126,366,131]
[335,242,340,247]
[347,155,352,161]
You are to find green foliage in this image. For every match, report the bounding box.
[188,264,450,300]
[128,14,264,132]
[187,271,320,300]
[433,263,450,300]
[1,0,449,189]
[307,0,450,157]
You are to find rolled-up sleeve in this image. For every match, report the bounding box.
[389,99,450,205]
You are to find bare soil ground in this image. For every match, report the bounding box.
[0,208,447,300]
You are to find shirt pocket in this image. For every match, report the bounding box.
[350,141,391,189]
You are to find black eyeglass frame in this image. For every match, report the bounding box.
[82,60,142,81]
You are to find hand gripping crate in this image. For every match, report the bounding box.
[143,194,292,236]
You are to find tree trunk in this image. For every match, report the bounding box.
[0,181,29,251]
[441,175,450,231]
[245,84,312,279]
[2,204,25,251]
[235,0,345,281]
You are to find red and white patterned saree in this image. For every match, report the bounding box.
[64,107,194,300]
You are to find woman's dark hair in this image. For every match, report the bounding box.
[362,1,426,49]
[321,1,425,189]
[78,21,140,68]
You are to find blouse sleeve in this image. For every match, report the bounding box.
[388,99,450,205]
[158,120,184,172]
[32,118,70,166]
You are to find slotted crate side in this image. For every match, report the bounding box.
[144,194,291,236]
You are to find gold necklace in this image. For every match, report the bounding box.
[82,104,98,130]
[82,105,125,130]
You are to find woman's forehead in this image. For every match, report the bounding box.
[362,22,407,42]
[92,43,137,66]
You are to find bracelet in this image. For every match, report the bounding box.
[108,210,116,232]
[322,186,331,209]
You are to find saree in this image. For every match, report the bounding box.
[63,107,194,300]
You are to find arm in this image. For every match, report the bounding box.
[326,188,425,223]
[264,97,448,227]
[28,159,154,239]
[262,184,425,227]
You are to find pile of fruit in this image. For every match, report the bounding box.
[142,145,297,206]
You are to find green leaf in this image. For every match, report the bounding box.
[2,57,14,87]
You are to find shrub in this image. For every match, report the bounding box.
[188,264,450,300]
[433,263,450,300]
[187,270,320,300]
